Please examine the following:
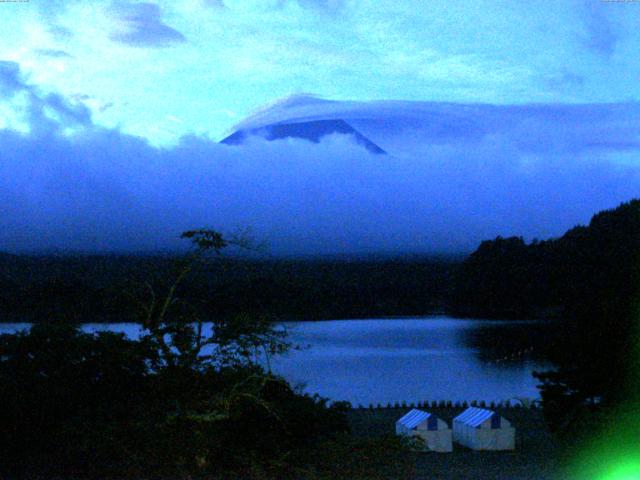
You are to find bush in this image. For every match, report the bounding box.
[0,323,356,479]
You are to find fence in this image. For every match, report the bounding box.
[351,398,541,410]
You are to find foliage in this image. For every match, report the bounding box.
[450,199,640,432]
[533,200,640,432]
[0,253,456,323]
[0,229,413,479]
[0,323,351,477]
[0,323,157,475]
[127,229,290,372]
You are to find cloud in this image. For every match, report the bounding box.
[1,120,639,255]
[545,71,585,93]
[0,61,25,97]
[70,94,115,114]
[0,60,91,131]
[34,49,74,59]
[32,0,76,39]
[202,0,225,7]
[293,0,344,13]
[583,1,619,57]
[109,2,186,47]
[35,0,70,18]
[40,92,92,125]
[1,65,640,255]
[230,94,640,159]
[47,25,74,39]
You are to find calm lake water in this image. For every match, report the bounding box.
[0,316,553,406]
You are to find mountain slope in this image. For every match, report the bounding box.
[220,118,386,154]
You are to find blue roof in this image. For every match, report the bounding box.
[396,409,432,429]
[453,407,497,427]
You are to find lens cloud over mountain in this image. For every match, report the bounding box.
[1,68,639,255]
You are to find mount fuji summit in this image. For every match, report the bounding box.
[220,95,386,154]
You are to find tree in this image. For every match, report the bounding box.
[0,229,363,478]
[0,323,158,475]
[533,200,640,432]
[130,229,289,370]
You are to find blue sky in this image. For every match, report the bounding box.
[1,0,639,144]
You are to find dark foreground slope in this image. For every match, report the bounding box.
[348,407,559,480]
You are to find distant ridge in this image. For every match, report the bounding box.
[220,118,386,154]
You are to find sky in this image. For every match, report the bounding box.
[1,0,639,144]
[0,0,639,254]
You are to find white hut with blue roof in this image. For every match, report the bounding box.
[395,409,452,452]
[453,407,515,450]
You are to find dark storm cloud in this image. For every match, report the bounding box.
[109,2,186,47]
[1,64,639,255]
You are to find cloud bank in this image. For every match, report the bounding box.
[1,65,639,255]
[108,2,187,47]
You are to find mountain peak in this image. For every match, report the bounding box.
[220,118,386,154]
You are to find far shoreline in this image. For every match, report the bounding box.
[0,314,560,326]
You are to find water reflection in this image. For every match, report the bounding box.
[0,317,556,405]
[272,317,555,405]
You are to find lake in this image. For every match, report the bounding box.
[0,316,553,406]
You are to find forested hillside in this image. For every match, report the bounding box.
[0,254,457,322]
[449,199,640,438]
[448,199,640,321]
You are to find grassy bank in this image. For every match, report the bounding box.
[347,407,560,480]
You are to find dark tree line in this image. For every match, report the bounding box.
[449,199,640,324]
[0,254,456,323]
[448,236,564,319]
